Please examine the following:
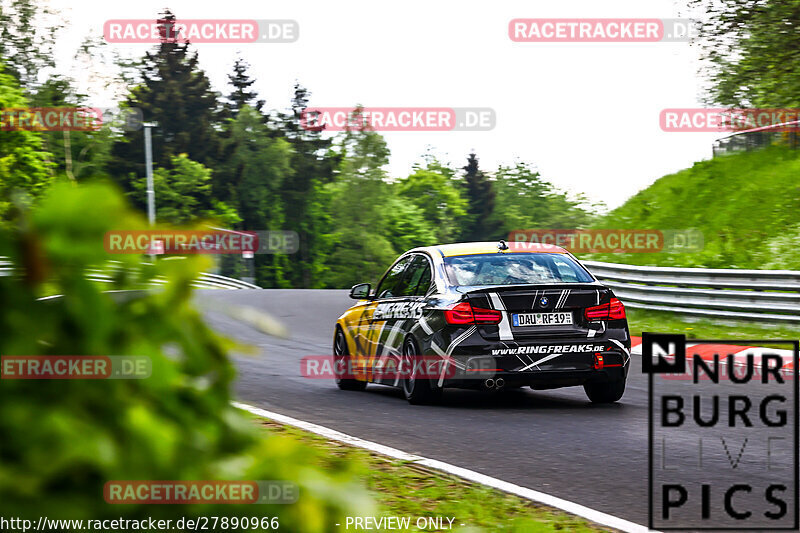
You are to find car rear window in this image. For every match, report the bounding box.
[443,253,594,286]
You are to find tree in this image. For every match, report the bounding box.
[0,0,63,92]
[490,162,595,236]
[110,10,223,193]
[0,60,52,224]
[382,196,437,252]
[395,158,468,243]
[222,106,293,287]
[323,111,398,288]
[226,57,264,116]
[690,0,800,107]
[277,83,340,288]
[459,152,501,241]
[30,75,114,183]
[131,153,239,227]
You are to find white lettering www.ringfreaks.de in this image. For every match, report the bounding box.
[492,344,605,356]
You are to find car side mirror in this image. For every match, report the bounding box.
[349,283,372,300]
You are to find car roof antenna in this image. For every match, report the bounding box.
[497,239,509,251]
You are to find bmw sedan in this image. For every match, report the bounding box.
[333,241,631,404]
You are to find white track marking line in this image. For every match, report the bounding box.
[234,401,656,533]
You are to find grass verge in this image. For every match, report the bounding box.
[626,307,799,341]
[252,417,614,532]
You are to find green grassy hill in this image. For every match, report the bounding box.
[584,146,800,269]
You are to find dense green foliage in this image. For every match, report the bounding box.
[0,62,51,222]
[4,0,800,529]
[691,0,800,107]
[0,7,592,289]
[0,183,371,528]
[586,147,800,268]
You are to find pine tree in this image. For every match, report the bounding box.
[278,83,339,287]
[109,9,223,199]
[460,152,501,241]
[227,58,264,116]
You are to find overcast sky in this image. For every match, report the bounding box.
[46,0,720,209]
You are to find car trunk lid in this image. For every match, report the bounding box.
[461,284,610,340]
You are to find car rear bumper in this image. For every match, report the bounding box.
[439,366,628,389]
[431,341,630,389]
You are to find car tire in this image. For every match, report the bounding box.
[333,328,367,391]
[584,378,626,403]
[401,337,442,405]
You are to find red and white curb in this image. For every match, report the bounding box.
[631,336,796,374]
[233,401,653,533]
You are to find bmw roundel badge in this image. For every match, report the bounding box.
[540,296,549,306]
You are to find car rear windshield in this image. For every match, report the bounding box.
[443,253,594,286]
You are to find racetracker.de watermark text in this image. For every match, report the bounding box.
[300,107,495,132]
[509,229,704,253]
[104,230,298,255]
[104,19,298,43]
[509,18,697,42]
[104,481,297,504]
[1,356,151,379]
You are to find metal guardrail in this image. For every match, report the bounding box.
[5,254,798,320]
[583,260,800,322]
[0,257,260,290]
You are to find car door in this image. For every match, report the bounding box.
[354,255,414,379]
[366,254,434,382]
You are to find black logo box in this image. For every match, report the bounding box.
[644,333,799,531]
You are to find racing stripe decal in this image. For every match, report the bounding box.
[381,320,407,356]
[430,340,466,368]
[554,290,564,308]
[373,320,387,358]
[418,315,434,335]
[430,341,447,357]
[437,326,476,386]
[609,338,631,365]
[587,320,606,338]
[446,326,476,356]
[519,352,562,372]
[488,292,514,341]
[555,289,571,309]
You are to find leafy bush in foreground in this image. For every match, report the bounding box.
[0,183,371,530]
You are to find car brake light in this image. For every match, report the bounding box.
[444,302,474,324]
[444,302,502,325]
[584,298,626,321]
[593,353,604,370]
[473,306,502,324]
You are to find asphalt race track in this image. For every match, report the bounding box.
[194,289,792,528]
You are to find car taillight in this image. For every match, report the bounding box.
[444,302,502,325]
[444,302,474,324]
[584,298,626,321]
[473,306,502,324]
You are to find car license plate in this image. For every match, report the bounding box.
[512,312,573,327]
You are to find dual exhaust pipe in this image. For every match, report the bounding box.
[484,377,505,390]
